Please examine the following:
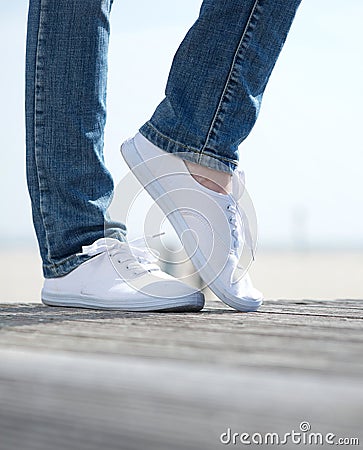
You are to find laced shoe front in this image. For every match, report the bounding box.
[42,238,205,312]
[121,133,263,312]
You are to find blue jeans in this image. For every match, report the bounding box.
[26,0,301,278]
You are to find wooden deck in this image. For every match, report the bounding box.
[0,298,362,450]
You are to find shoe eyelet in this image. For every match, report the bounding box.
[126,265,130,270]
[226,205,231,211]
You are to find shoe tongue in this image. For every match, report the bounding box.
[80,238,124,257]
[232,169,246,201]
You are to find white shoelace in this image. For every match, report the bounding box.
[229,169,255,260]
[227,202,255,260]
[80,238,161,276]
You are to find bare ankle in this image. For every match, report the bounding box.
[185,161,232,194]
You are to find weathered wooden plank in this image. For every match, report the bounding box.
[0,300,362,377]
[0,349,362,450]
[0,300,362,450]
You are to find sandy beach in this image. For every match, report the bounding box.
[1,248,362,303]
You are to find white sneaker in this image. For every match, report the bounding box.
[42,238,205,312]
[121,133,263,312]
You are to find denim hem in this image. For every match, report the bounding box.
[139,122,238,174]
[42,253,94,278]
[42,231,127,278]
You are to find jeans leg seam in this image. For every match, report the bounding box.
[143,122,239,165]
[199,0,262,160]
[34,0,54,265]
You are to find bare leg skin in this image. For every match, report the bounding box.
[185,161,232,194]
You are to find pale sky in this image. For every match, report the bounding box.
[1,0,362,249]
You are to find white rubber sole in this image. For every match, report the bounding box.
[41,290,204,312]
[121,139,263,312]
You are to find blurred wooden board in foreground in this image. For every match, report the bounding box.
[0,299,362,450]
